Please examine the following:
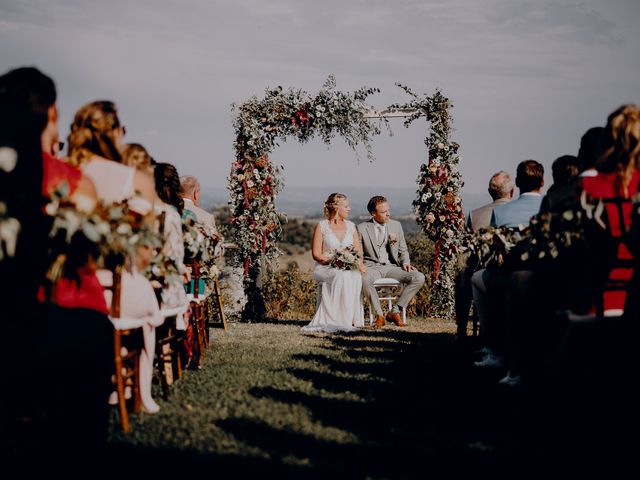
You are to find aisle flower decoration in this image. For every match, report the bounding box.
[183,216,220,282]
[45,189,161,282]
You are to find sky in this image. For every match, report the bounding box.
[1,0,639,206]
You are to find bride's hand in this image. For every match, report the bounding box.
[358,263,367,274]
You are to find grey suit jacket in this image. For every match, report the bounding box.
[466,197,512,231]
[357,218,410,267]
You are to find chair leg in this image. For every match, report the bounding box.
[113,332,130,433]
[215,278,227,331]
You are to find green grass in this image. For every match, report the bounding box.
[105,317,520,476]
[101,315,630,476]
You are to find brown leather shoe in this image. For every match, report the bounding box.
[374,315,386,329]
[386,311,404,327]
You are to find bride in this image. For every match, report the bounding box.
[302,193,366,333]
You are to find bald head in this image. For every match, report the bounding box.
[488,171,514,201]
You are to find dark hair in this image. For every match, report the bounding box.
[515,160,544,193]
[0,67,56,314]
[578,126,606,172]
[550,155,579,191]
[154,162,184,214]
[367,195,388,214]
[0,66,56,140]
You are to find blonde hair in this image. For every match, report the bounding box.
[323,193,348,219]
[600,104,640,197]
[180,175,200,197]
[67,100,122,167]
[121,143,152,171]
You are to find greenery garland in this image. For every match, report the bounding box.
[388,85,464,319]
[229,75,381,275]
[229,77,466,320]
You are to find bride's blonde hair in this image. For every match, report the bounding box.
[323,193,348,219]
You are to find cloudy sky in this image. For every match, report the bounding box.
[1,0,639,208]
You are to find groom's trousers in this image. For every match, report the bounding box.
[362,264,425,316]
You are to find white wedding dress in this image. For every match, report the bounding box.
[302,220,363,333]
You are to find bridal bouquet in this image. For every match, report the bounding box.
[328,245,361,271]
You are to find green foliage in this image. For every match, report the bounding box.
[278,218,314,249]
[263,262,317,320]
[229,75,381,272]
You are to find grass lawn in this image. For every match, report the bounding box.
[103,317,631,477]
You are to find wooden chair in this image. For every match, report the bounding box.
[107,264,143,433]
[187,260,208,366]
[206,276,227,337]
[155,311,182,400]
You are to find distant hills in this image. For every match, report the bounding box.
[201,186,490,219]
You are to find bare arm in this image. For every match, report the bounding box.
[352,228,367,273]
[70,174,98,213]
[311,223,328,264]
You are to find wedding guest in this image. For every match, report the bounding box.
[68,100,164,413]
[0,67,113,453]
[539,127,606,214]
[547,155,579,194]
[180,174,222,296]
[455,171,513,340]
[490,160,544,228]
[180,175,220,240]
[68,100,156,205]
[106,243,164,413]
[121,142,154,174]
[358,195,425,328]
[154,162,190,328]
[473,160,545,368]
[466,171,514,231]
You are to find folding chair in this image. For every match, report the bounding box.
[364,277,407,326]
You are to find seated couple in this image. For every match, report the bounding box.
[302,194,425,333]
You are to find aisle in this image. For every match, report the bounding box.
[105,317,535,476]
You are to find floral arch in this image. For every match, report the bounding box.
[228,76,464,320]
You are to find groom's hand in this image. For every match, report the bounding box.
[403,263,417,272]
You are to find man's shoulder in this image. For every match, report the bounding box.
[356,219,371,229]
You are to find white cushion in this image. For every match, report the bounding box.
[373,278,401,287]
[186,293,208,304]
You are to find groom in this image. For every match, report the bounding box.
[358,196,425,328]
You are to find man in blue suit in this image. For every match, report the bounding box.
[491,160,545,228]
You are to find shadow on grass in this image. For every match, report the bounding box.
[214,415,499,478]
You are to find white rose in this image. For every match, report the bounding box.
[246,180,255,188]
[116,223,132,235]
[0,147,17,173]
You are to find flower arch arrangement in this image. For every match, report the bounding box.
[388,85,464,319]
[229,77,464,320]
